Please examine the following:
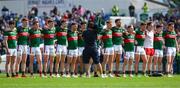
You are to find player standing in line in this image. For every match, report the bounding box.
[42,19,56,77]
[111,19,125,77]
[144,22,155,75]
[4,21,17,77]
[101,20,114,77]
[29,21,43,77]
[134,23,148,76]
[122,25,135,77]
[66,23,79,78]
[55,20,68,77]
[163,22,178,77]
[15,18,29,77]
[153,25,164,74]
[76,22,86,77]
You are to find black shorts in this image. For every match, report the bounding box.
[83,47,100,64]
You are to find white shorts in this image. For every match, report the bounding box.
[8,49,17,56]
[124,51,134,60]
[103,47,114,55]
[44,45,55,56]
[40,44,44,49]
[135,46,146,55]
[78,47,84,56]
[113,45,123,54]
[68,49,78,57]
[56,45,67,55]
[30,47,41,55]
[27,46,30,55]
[154,49,163,57]
[17,45,28,56]
[166,47,176,57]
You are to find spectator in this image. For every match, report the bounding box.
[128,3,135,17]
[1,6,9,17]
[52,6,58,16]
[142,2,148,13]
[112,5,119,16]
[77,5,85,16]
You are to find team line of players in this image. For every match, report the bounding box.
[4,18,178,78]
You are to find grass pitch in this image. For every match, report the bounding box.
[0,74,180,88]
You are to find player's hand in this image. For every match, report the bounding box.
[163,45,166,49]
[124,31,129,35]
[176,46,179,53]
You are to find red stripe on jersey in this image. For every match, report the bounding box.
[18,32,29,36]
[30,34,41,39]
[154,37,163,41]
[102,35,112,40]
[97,35,102,39]
[68,37,78,41]
[44,34,55,39]
[124,39,134,43]
[56,32,67,37]
[112,32,122,37]
[135,34,145,39]
[8,36,16,40]
[164,34,176,39]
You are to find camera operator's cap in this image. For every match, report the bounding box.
[22,17,28,22]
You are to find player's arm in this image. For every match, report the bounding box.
[3,32,9,54]
[175,33,179,52]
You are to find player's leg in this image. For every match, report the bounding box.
[102,48,109,77]
[134,53,140,75]
[55,45,61,76]
[29,47,35,77]
[122,57,128,77]
[15,46,22,77]
[66,50,72,77]
[114,45,122,77]
[108,49,114,77]
[36,48,43,77]
[43,46,49,77]
[70,50,78,77]
[153,55,158,73]
[10,50,17,77]
[169,48,176,75]
[115,53,121,77]
[49,46,55,77]
[128,58,133,77]
[158,57,162,73]
[141,54,147,76]
[147,48,154,74]
[5,53,11,77]
[60,54,66,77]
[60,46,67,77]
[21,46,27,77]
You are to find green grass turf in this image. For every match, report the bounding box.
[0,74,180,88]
